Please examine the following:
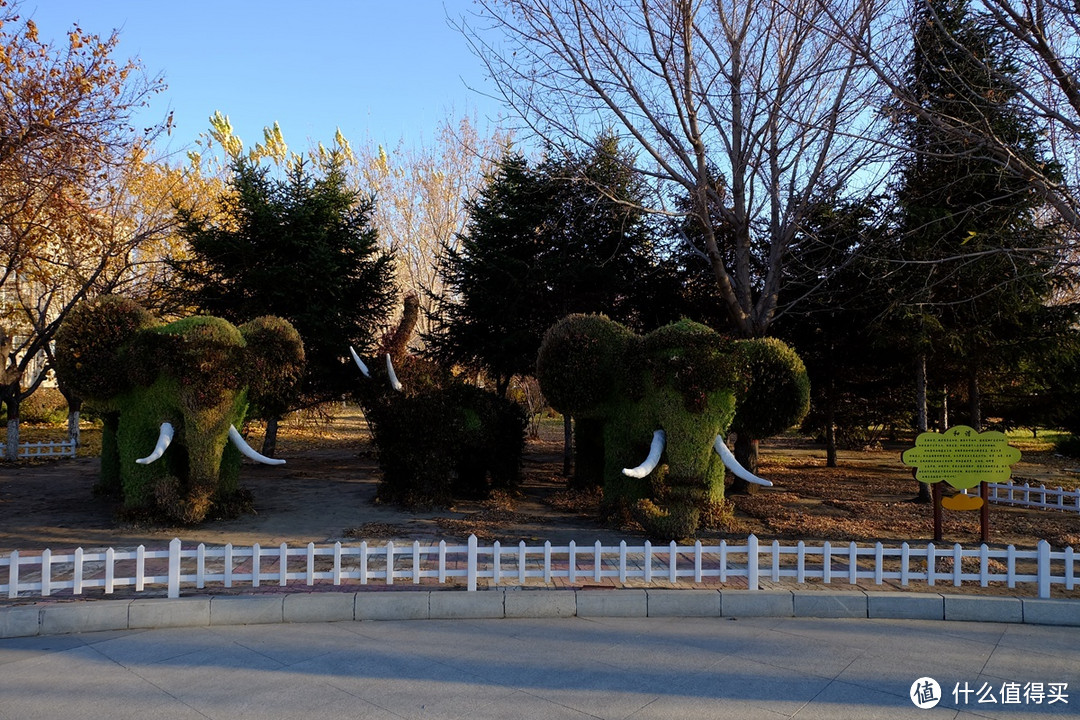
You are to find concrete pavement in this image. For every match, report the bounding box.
[1,614,1077,719]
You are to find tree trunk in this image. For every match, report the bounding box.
[914,354,931,503]
[4,384,19,461]
[729,434,760,495]
[67,396,82,446]
[939,388,949,430]
[968,369,981,432]
[261,416,280,458]
[825,411,837,468]
[562,414,572,477]
[825,366,837,468]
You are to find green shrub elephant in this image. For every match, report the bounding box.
[536,315,809,539]
[54,296,305,524]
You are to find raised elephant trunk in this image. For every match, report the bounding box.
[228,425,286,465]
[622,430,666,478]
[135,422,174,465]
[713,434,772,487]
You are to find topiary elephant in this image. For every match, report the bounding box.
[350,347,526,508]
[54,296,305,524]
[536,314,809,539]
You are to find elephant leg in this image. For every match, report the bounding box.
[97,412,122,497]
[571,418,605,490]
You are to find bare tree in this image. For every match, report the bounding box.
[352,114,510,341]
[824,0,1080,230]
[459,0,888,338]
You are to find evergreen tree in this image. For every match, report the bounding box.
[423,152,554,396]
[892,0,1069,434]
[425,138,677,395]
[773,195,911,466]
[172,154,395,451]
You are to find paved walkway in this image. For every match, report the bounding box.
[1,616,1077,719]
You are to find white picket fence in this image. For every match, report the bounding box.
[17,440,76,459]
[1,535,1075,601]
[987,480,1080,514]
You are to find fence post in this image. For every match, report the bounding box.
[747,534,759,591]
[467,534,477,591]
[7,550,17,599]
[386,541,394,586]
[168,538,181,598]
[1037,540,1051,599]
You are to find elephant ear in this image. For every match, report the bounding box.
[240,316,306,419]
[731,337,810,438]
[536,314,636,418]
[54,296,157,405]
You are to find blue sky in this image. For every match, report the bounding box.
[25,1,510,156]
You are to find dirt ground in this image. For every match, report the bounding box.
[1,409,1078,554]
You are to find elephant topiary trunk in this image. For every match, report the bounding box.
[536,314,809,539]
[54,296,305,524]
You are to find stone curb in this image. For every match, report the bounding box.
[2,589,1078,638]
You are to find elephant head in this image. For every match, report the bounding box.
[54,296,305,523]
[536,314,809,539]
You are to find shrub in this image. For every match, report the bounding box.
[1054,434,1080,459]
[366,382,527,508]
[19,388,69,424]
[536,314,635,418]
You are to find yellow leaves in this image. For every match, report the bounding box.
[208,110,244,159]
[24,18,36,42]
[334,128,353,162]
[253,121,288,164]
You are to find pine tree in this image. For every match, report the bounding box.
[893,0,1067,433]
[172,153,395,451]
[424,153,555,396]
[425,138,677,396]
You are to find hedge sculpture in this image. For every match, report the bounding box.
[54,296,305,523]
[350,295,526,507]
[536,314,809,539]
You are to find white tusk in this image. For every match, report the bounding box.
[385,353,403,392]
[714,435,772,487]
[136,422,174,465]
[622,430,665,478]
[349,346,371,378]
[229,425,286,465]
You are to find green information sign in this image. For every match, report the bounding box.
[902,425,1021,490]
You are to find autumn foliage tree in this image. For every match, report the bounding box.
[0,1,168,458]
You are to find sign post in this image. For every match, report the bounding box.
[902,425,1021,542]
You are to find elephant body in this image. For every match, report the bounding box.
[54,297,304,523]
[353,352,526,508]
[537,315,809,539]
